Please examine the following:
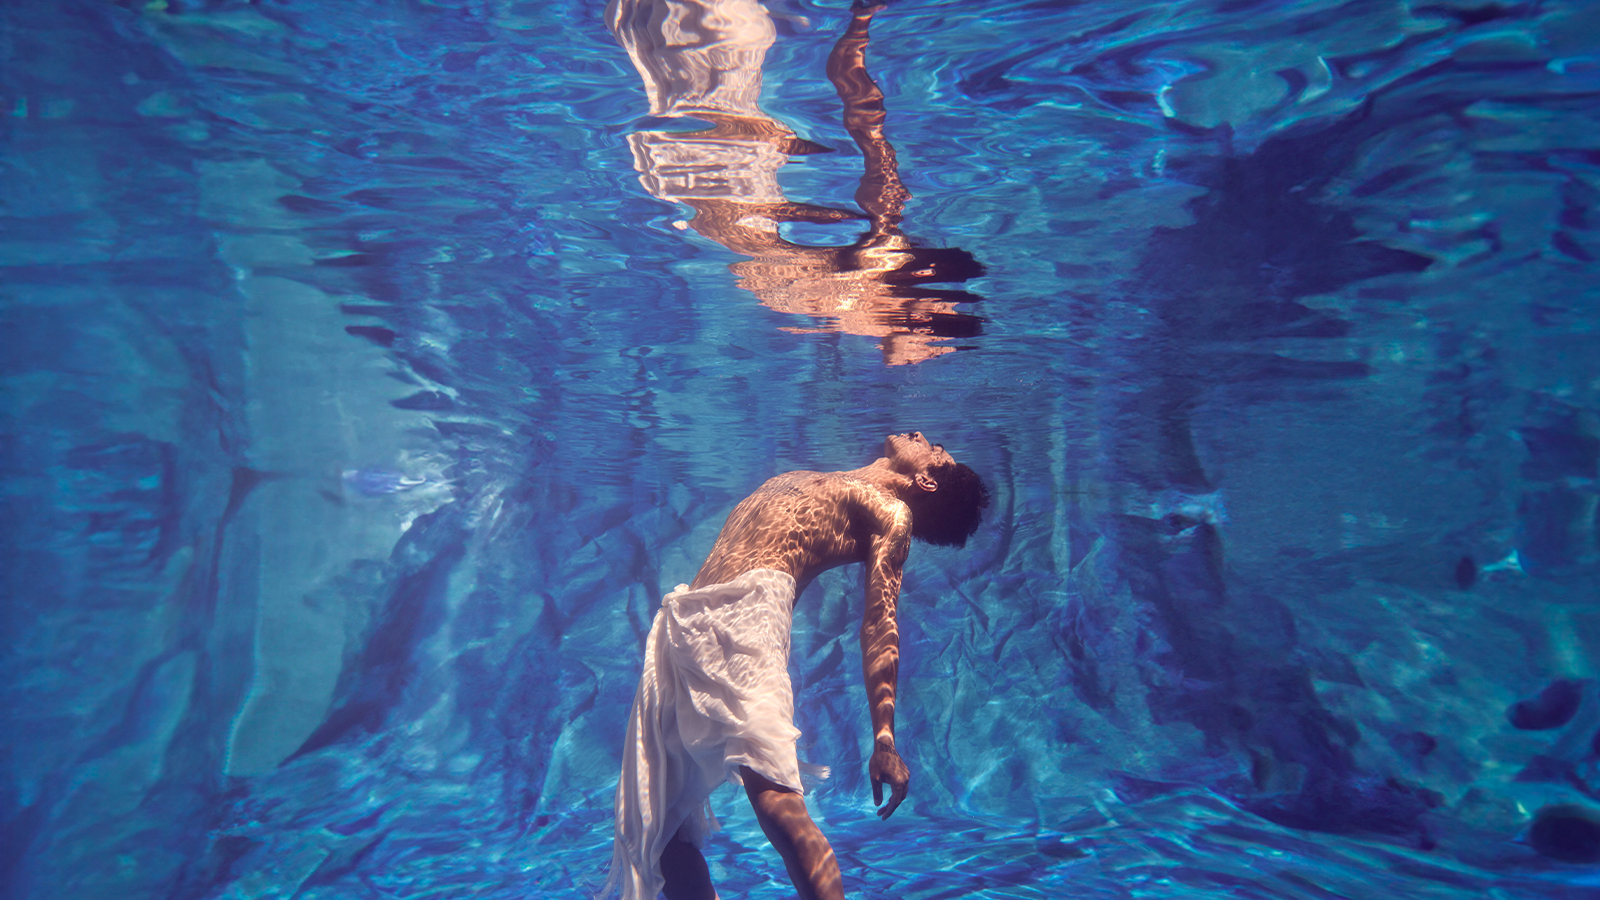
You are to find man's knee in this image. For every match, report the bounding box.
[741,768,813,830]
[741,766,791,798]
[750,788,803,823]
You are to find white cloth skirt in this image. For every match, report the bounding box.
[605,568,807,899]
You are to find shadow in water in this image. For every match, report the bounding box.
[1093,96,1441,838]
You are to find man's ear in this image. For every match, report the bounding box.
[914,472,938,493]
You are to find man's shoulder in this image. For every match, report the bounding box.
[750,470,896,505]
[764,470,908,521]
[751,469,824,494]
[749,469,846,500]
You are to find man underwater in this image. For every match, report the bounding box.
[605,432,990,899]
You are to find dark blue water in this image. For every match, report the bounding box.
[5,0,1600,897]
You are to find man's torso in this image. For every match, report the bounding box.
[690,470,903,596]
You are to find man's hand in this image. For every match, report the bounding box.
[869,741,909,819]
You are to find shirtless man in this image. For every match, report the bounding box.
[605,432,989,900]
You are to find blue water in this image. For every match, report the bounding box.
[5,0,1600,897]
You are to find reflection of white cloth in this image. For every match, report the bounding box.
[605,568,806,900]
[607,0,775,119]
[609,0,789,204]
[628,130,789,203]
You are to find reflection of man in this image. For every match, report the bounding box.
[608,0,985,365]
[604,433,989,899]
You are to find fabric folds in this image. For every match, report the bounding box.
[604,568,805,899]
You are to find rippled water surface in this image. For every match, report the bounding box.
[6,0,1600,897]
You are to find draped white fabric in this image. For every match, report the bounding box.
[605,569,805,899]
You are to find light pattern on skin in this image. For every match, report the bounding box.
[644,432,957,900]
[691,433,952,596]
[688,432,951,825]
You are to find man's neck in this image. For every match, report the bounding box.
[842,458,915,502]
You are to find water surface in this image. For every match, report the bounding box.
[4,0,1600,897]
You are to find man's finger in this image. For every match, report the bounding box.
[872,776,882,805]
[878,788,904,819]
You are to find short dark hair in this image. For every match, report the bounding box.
[909,461,990,548]
[882,247,986,285]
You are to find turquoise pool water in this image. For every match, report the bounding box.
[5,0,1600,897]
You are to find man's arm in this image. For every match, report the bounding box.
[861,504,911,819]
[827,3,908,237]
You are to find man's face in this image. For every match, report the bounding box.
[884,431,954,475]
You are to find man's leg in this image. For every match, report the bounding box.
[741,767,845,900]
[656,826,720,896]
[660,829,717,900]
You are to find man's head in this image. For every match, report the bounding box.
[883,432,991,548]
